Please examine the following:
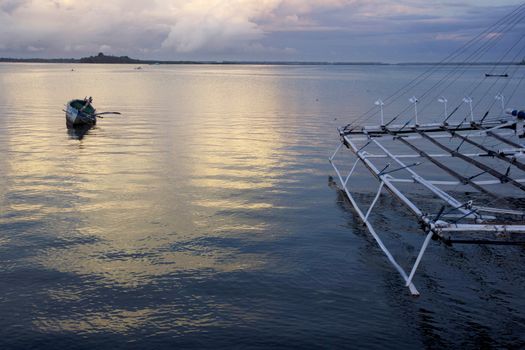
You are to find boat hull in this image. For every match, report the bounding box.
[65,100,97,126]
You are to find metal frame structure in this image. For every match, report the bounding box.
[330,113,525,296]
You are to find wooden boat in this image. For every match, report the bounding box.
[65,97,121,126]
[65,97,97,125]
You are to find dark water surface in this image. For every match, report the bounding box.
[0,63,524,349]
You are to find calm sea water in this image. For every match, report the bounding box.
[0,63,524,349]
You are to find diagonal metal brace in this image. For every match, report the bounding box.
[379,162,421,176]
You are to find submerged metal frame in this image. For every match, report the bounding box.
[330,116,525,296]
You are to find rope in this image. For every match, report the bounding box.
[346,3,525,128]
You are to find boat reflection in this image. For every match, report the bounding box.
[66,122,94,140]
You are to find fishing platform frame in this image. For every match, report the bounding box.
[330,111,525,296]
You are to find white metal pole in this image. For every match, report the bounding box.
[329,158,419,295]
[344,159,360,187]
[438,97,448,121]
[406,230,434,286]
[329,142,343,162]
[364,182,385,220]
[463,97,473,122]
[409,96,419,126]
[415,101,419,126]
[375,99,385,126]
[495,93,505,114]
[380,104,384,126]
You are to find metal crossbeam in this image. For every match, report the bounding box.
[473,123,524,148]
[397,136,496,197]
[418,130,525,192]
[331,115,525,296]
[368,137,481,219]
[342,119,514,136]
[445,128,525,172]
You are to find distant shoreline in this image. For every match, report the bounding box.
[0,58,387,65]
[1,59,523,66]
[2,59,523,66]
[0,53,523,66]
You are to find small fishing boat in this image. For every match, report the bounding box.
[65,97,97,125]
[65,97,121,126]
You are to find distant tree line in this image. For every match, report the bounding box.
[79,52,141,64]
[2,53,525,65]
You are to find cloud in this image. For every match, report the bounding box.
[0,0,350,57]
[0,0,30,14]
[160,0,266,53]
[0,0,522,61]
[159,0,355,53]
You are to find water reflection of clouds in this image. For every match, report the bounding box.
[34,308,159,334]
[180,67,288,202]
[37,245,263,287]
[1,66,290,288]
[33,298,264,335]
[29,81,278,284]
[3,65,302,337]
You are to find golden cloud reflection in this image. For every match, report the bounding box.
[36,247,264,289]
[1,65,290,294]
[179,66,289,201]
[193,198,275,210]
[33,308,158,334]
[190,177,273,190]
[33,300,265,335]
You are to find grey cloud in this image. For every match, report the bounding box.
[0,0,29,14]
[0,1,522,61]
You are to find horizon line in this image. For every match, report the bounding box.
[1,57,523,66]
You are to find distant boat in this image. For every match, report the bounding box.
[65,97,97,125]
[485,73,508,77]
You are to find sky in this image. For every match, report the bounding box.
[0,0,524,62]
